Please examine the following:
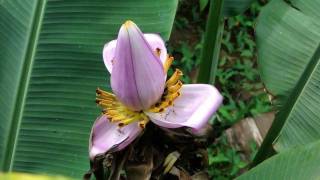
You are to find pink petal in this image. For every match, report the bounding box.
[89,115,142,160]
[145,84,223,130]
[103,34,167,74]
[143,33,167,64]
[111,21,166,111]
[102,40,117,73]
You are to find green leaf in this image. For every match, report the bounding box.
[0,0,177,178]
[223,0,256,17]
[256,0,320,150]
[238,141,320,180]
[257,0,320,105]
[252,0,320,165]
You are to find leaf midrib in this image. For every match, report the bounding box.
[2,0,47,171]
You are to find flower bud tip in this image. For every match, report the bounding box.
[124,20,134,28]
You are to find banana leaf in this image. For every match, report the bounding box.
[0,0,178,178]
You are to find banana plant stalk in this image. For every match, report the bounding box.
[197,0,225,84]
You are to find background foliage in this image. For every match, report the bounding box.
[170,0,269,178]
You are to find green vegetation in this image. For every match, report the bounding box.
[170,0,270,178]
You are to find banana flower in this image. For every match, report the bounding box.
[89,21,223,159]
